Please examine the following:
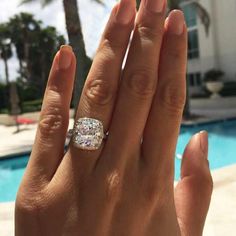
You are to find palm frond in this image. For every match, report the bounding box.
[20,0,36,5]
[192,2,210,35]
[93,0,105,4]
[20,0,54,7]
[21,0,104,7]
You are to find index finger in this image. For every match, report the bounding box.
[26,46,76,181]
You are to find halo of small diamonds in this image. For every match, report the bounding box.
[72,118,104,150]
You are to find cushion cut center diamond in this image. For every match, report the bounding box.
[73,118,104,150]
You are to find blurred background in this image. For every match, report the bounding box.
[0,0,236,235]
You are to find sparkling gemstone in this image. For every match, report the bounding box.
[73,118,104,150]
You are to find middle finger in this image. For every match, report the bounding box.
[100,0,167,168]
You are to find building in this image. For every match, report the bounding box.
[181,0,236,96]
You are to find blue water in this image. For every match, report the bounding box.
[1,120,236,202]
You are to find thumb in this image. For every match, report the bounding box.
[175,131,213,236]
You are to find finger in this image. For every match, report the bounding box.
[65,1,136,169]
[26,45,76,181]
[175,131,213,236]
[142,10,187,182]
[99,0,167,169]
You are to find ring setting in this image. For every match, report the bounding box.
[72,117,105,150]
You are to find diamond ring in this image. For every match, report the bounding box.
[71,117,106,150]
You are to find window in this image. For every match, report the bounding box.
[188,29,199,59]
[182,4,197,28]
[187,73,202,87]
[182,3,200,60]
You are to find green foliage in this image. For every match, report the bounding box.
[0,13,65,96]
[0,81,43,114]
[20,0,54,7]
[0,13,66,113]
[6,12,65,92]
[0,83,8,110]
[0,24,13,60]
[204,69,224,82]
[0,24,13,84]
[23,99,42,106]
[220,82,236,97]
[0,108,8,114]
[22,99,42,113]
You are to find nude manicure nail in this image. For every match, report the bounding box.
[199,131,209,157]
[59,45,73,70]
[166,10,185,35]
[116,0,136,24]
[145,0,165,13]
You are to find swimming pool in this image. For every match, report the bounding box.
[1,120,236,202]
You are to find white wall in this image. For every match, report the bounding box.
[187,0,236,81]
[187,0,216,75]
[213,0,236,80]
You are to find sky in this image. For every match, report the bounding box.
[0,0,116,82]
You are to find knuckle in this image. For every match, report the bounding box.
[143,182,159,204]
[141,174,168,205]
[158,79,186,115]
[141,182,170,209]
[38,110,66,137]
[105,170,122,203]
[85,79,115,106]
[15,189,45,218]
[190,173,213,197]
[136,24,161,42]
[202,172,213,194]
[100,38,124,52]
[15,199,39,218]
[126,70,156,99]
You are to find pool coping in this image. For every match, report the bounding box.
[182,116,236,127]
[0,150,31,160]
[1,117,236,160]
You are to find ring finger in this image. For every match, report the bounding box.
[66,0,136,171]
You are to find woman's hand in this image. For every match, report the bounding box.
[15,0,213,235]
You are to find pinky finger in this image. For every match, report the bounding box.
[175,132,213,235]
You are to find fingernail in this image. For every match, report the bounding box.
[145,0,165,13]
[199,131,208,157]
[166,10,184,35]
[59,45,73,70]
[116,0,136,24]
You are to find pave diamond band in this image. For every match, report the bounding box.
[72,117,105,150]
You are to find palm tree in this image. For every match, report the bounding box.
[21,0,102,108]
[22,0,209,118]
[8,13,42,82]
[0,24,13,86]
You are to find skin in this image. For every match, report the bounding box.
[15,0,213,235]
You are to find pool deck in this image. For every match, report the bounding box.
[1,164,236,236]
[0,119,74,159]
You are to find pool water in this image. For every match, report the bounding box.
[0,156,28,202]
[1,120,236,202]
